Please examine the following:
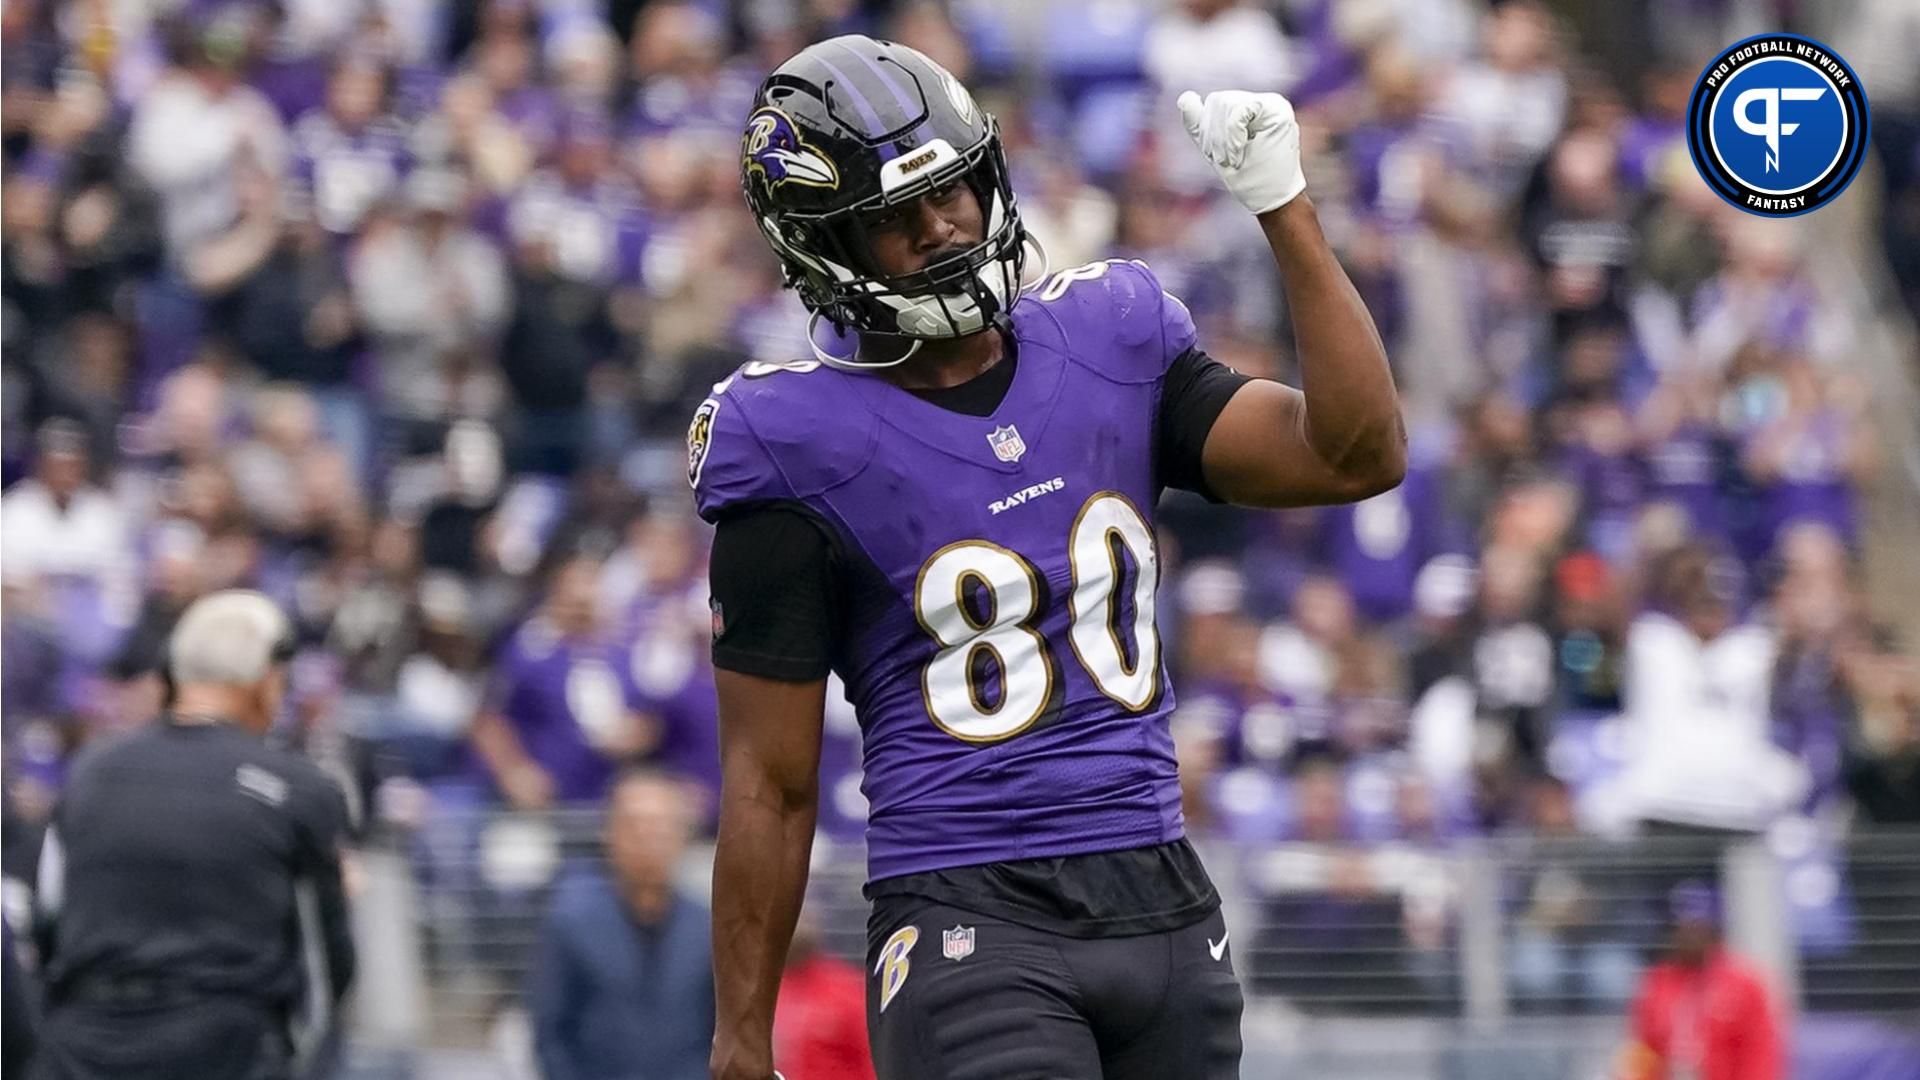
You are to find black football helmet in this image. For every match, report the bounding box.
[740,35,1033,363]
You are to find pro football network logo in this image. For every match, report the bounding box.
[1686,34,1869,218]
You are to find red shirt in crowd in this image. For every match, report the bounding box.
[1621,948,1785,1080]
[773,951,876,1080]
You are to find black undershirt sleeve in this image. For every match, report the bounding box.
[1155,346,1254,502]
[707,503,842,681]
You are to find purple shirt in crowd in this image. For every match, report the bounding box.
[1319,463,1454,623]
[486,614,645,803]
[290,111,413,237]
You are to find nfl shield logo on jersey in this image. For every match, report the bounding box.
[987,424,1026,463]
[941,925,975,961]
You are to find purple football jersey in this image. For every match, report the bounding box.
[1645,420,1728,539]
[693,260,1198,881]
[1559,443,1645,562]
[507,172,650,286]
[1318,464,1451,623]
[486,615,645,804]
[621,584,721,811]
[289,112,412,236]
[1756,412,1857,550]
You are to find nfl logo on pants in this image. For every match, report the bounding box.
[942,925,975,961]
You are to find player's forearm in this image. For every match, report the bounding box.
[710,761,817,1063]
[1258,197,1406,492]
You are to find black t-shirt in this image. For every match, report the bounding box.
[708,341,1251,936]
[39,718,356,1007]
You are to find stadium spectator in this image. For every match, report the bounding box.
[1247,759,1444,1011]
[610,507,721,818]
[529,768,712,1080]
[220,206,369,477]
[1768,524,1864,810]
[465,8,558,157]
[471,555,657,810]
[1620,545,1807,838]
[1547,552,1624,714]
[623,2,752,143]
[772,911,875,1080]
[1144,0,1297,196]
[1507,778,1641,1011]
[1467,543,1557,778]
[227,386,352,540]
[125,8,287,262]
[1258,575,1358,739]
[414,72,536,200]
[415,420,507,578]
[335,565,489,789]
[138,362,232,470]
[348,167,510,441]
[288,53,410,240]
[0,421,133,605]
[1617,882,1784,1080]
[1437,0,1567,199]
[1839,0,1920,319]
[23,315,137,476]
[1635,371,1732,545]
[1,575,75,826]
[101,520,209,718]
[1843,643,1920,826]
[1740,358,1877,557]
[1523,132,1635,348]
[498,112,641,477]
[1316,457,1460,625]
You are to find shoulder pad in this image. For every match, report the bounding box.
[1029,258,1198,383]
[688,359,877,521]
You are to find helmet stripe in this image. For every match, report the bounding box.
[845,42,931,148]
[813,51,897,162]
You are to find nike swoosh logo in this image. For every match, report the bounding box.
[1208,931,1229,962]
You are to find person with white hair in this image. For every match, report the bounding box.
[30,590,356,1080]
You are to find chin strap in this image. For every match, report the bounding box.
[805,232,1050,372]
[807,313,925,370]
[1019,231,1051,296]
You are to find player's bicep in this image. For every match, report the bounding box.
[1200,379,1382,508]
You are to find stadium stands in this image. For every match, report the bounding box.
[4,0,1919,1075]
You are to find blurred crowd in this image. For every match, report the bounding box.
[5,0,1920,1034]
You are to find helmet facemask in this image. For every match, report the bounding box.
[757,124,1028,342]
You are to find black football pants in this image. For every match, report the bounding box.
[31,997,291,1080]
[865,896,1244,1080]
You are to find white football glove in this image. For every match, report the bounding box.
[1176,90,1306,215]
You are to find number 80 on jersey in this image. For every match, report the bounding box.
[913,491,1161,743]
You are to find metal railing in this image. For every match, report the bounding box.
[346,815,1920,1076]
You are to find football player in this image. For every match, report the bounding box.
[700,35,1404,1080]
